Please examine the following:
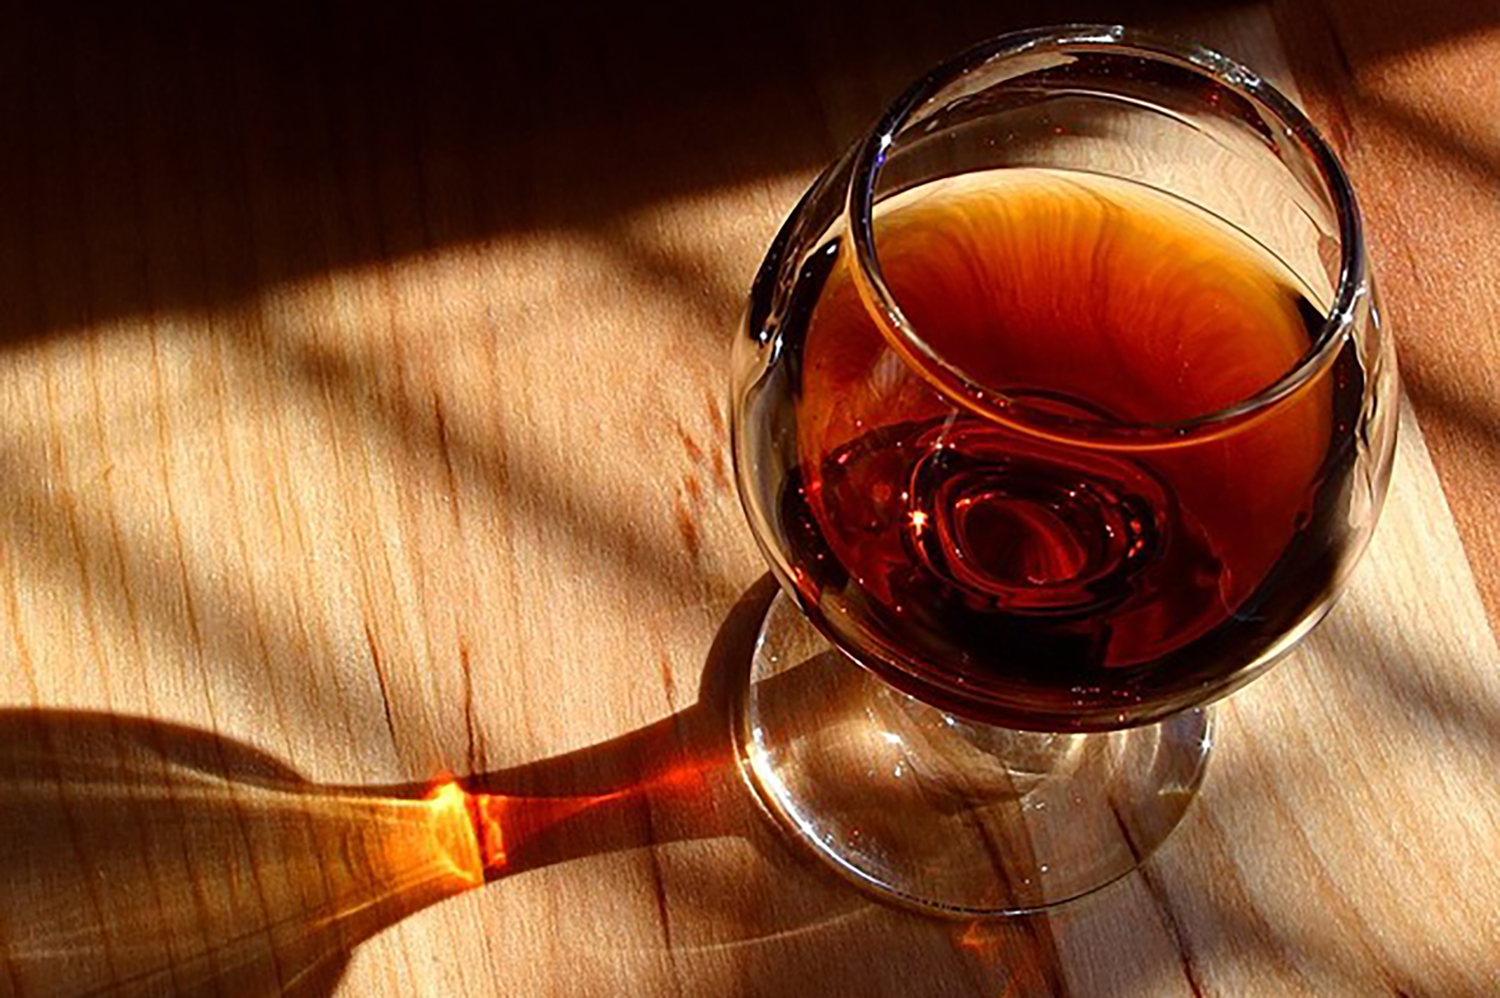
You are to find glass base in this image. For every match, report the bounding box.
[736,593,1213,916]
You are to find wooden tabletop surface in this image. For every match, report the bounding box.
[1,2,1497,996]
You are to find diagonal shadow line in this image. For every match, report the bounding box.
[590,220,756,349]
[0,0,1245,349]
[0,366,747,761]
[1400,384,1500,622]
[255,325,741,597]
[0,2,832,347]
[236,223,752,583]
[1405,373,1500,464]
[1347,0,1500,64]
[1398,371,1500,612]
[1362,637,1500,779]
[1323,85,1500,616]
[1355,88,1500,187]
[1336,592,1500,767]
[0,241,750,760]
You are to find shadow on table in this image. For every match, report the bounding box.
[0,578,1117,997]
[0,0,1233,350]
[0,577,845,997]
[0,579,788,997]
[1,574,1477,998]
[1,2,1494,994]
[0,0,1489,350]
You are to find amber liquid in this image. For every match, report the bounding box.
[781,169,1363,729]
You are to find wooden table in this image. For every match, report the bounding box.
[1,2,1497,995]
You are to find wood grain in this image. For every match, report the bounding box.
[1272,0,1500,628]
[0,3,1494,996]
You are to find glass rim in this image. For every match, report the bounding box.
[843,24,1367,448]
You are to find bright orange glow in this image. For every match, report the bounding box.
[423,751,720,882]
[955,921,1040,997]
[466,792,508,873]
[639,757,713,795]
[422,780,486,887]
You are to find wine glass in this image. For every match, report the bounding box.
[729,25,1397,915]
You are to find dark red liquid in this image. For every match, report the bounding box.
[780,171,1364,729]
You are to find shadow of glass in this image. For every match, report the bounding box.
[0,576,1420,997]
[0,577,874,997]
[0,711,373,997]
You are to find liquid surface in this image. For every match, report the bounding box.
[782,169,1362,729]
